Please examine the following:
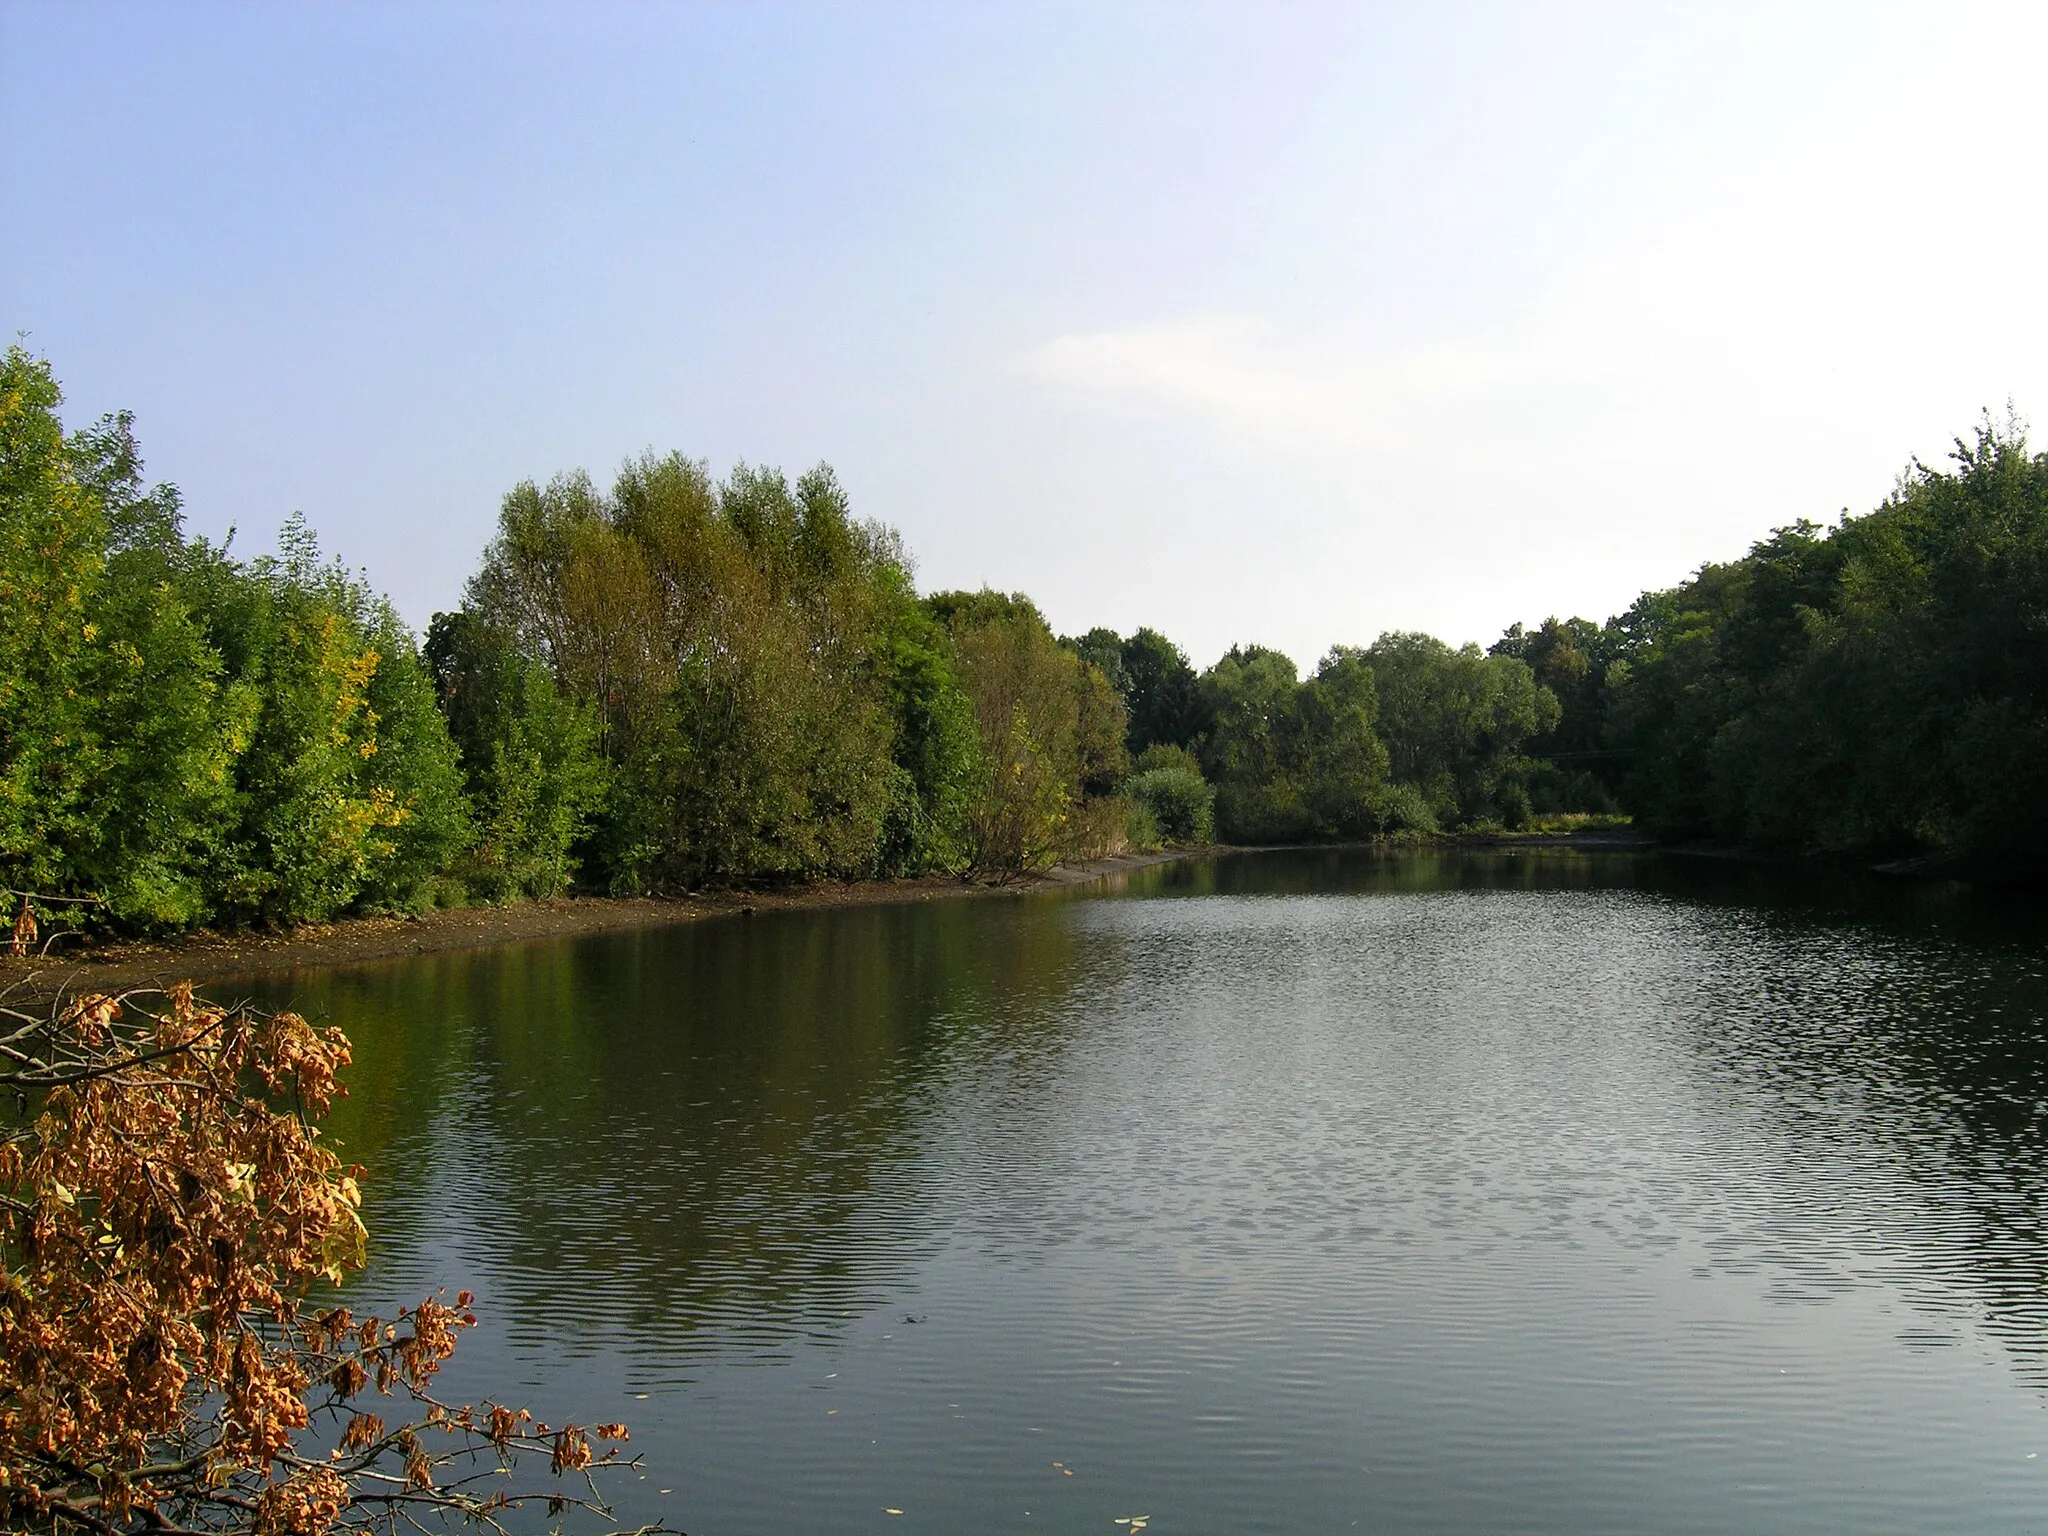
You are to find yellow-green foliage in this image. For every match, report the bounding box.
[929,591,1128,874]
[0,347,469,929]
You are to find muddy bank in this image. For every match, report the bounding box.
[0,849,1213,1001]
[0,834,1680,1002]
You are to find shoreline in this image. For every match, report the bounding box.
[0,848,1215,1001]
[0,833,1672,1002]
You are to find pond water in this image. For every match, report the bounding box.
[248,850,2048,1534]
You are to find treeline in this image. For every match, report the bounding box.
[0,348,1138,929]
[5,345,2044,935]
[1496,414,2048,877]
[1057,627,1559,841]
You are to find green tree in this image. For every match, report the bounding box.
[0,348,479,930]
[869,577,981,873]
[0,347,109,902]
[0,353,243,927]
[425,610,607,900]
[1490,616,1625,812]
[1606,413,2048,873]
[1121,626,1209,755]
[1294,647,1393,837]
[1059,626,1129,697]
[1126,743,1215,844]
[172,521,468,924]
[1197,645,1309,841]
[1196,645,1393,842]
[1364,632,1557,827]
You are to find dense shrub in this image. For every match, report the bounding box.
[1365,780,1439,837]
[1127,761,1214,843]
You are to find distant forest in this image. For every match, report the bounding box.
[5,344,2045,935]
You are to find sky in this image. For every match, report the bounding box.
[5,1,2046,671]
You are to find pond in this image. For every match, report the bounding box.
[248,849,2048,1534]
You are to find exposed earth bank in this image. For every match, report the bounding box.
[0,850,1217,1001]
[2,832,1673,1002]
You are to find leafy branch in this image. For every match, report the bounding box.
[0,983,674,1535]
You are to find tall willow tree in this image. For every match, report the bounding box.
[463,454,977,889]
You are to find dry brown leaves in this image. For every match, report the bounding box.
[0,983,663,1535]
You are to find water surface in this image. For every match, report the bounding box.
[251,850,2048,1534]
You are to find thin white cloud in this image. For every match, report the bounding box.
[1024,316,1516,454]
[1025,0,2048,500]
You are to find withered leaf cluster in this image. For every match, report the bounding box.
[0,983,660,1535]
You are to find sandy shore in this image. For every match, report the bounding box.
[0,849,1211,1001]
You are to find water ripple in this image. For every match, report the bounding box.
[251,850,2048,1535]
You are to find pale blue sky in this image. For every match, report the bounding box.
[5,1,2044,667]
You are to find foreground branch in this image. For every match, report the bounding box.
[0,983,673,1535]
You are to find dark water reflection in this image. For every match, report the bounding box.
[246,851,2048,1534]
